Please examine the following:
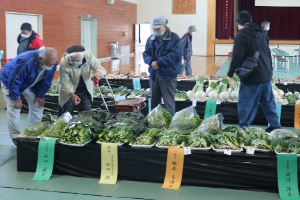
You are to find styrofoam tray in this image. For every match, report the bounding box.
[46,93,59,96]
[59,140,91,147]
[18,133,38,139]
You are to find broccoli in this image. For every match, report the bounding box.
[288,142,300,154]
[270,139,288,153]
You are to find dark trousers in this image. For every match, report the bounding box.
[238,81,280,128]
[149,72,177,115]
[180,59,192,76]
[58,90,92,117]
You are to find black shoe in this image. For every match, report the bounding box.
[265,126,282,133]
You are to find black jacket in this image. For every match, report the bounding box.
[181,32,193,60]
[228,23,272,84]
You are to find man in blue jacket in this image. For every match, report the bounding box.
[143,15,183,115]
[0,48,58,145]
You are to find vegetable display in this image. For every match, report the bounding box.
[156,128,187,147]
[132,128,160,145]
[42,114,55,124]
[175,90,188,100]
[283,92,299,104]
[58,122,92,144]
[130,89,151,98]
[79,109,110,123]
[41,112,72,138]
[187,76,206,100]
[93,85,111,97]
[169,106,202,134]
[146,105,172,129]
[22,122,50,137]
[112,86,131,96]
[196,114,224,135]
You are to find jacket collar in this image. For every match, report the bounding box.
[151,27,171,41]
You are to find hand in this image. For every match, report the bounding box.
[34,97,45,107]
[13,98,22,109]
[229,77,236,88]
[151,61,159,70]
[92,71,103,80]
[70,93,81,105]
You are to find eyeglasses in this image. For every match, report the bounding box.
[44,62,57,68]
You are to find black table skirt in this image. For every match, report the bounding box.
[17,138,300,193]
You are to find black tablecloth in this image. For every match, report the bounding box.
[17,138,300,193]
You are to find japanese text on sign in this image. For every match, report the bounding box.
[99,143,118,184]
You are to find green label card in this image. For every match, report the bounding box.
[204,100,217,120]
[32,138,56,181]
[277,154,300,200]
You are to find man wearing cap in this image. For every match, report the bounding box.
[143,15,183,115]
[17,23,44,55]
[180,26,197,76]
[0,47,58,147]
[58,44,107,117]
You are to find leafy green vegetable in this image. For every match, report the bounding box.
[79,109,110,123]
[58,122,92,144]
[196,114,223,135]
[47,85,58,94]
[213,132,240,150]
[186,131,211,148]
[156,128,187,146]
[23,122,50,136]
[270,138,288,153]
[283,92,299,104]
[132,128,160,145]
[42,114,55,124]
[147,105,172,129]
[288,142,300,154]
[112,86,131,96]
[41,113,72,138]
[251,139,270,150]
[130,89,151,97]
[175,90,188,100]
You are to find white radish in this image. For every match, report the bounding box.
[220,91,230,101]
[208,91,218,100]
[275,96,282,103]
[231,91,239,101]
[195,91,206,100]
[206,87,213,94]
[278,90,284,98]
[273,90,278,98]
[187,90,196,100]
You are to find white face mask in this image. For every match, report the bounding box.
[21,34,30,39]
[191,32,196,36]
[40,65,53,70]
[69,60,83,67]
[238,25,244,30]
[266,26,270,31]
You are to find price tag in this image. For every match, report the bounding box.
[284,82,288,85]
[161,98,164,104]
[204,100,217,120]
[224,149,231,155]
[192,99,197,107]
[99,143,118,184]
[184,147,191,155]
[115,96,126,101]
[246,147,255,155]
[148,98,151,114]
[162,147,184,190]
[277,154,300,199]
[133,78,141,90]
[32,138,56,181]
[294,104,300,129]
[216,100,221,105]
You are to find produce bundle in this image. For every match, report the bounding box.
[251,139,270,150]
[212,132,241,150]
[196,114,224,135]
[58,122,92,144]
[185,131,216,148]
[130,89,151,98]
[146,104,172,129]
[41,112,72,138]
[271,77,285,103]
[132,128,160,145]
[156,128,187,147]
[112,86,131,96]
[71,115,104,140]
[269,138,288,153]
[216,78,230,101]
[283,92,299,104]
[105,112,146,127]
[187,76,206,100]
[242,127,270,146]
[270,129,298,140]
[168,106,202,134]
[230,75,240,101]
[175,90,188,100]
[288,141,300,154]
[206,81,219,100]
[79,109,110,123]
[21,122,51,137]
[93,85,111,97]
[42,114,55,124]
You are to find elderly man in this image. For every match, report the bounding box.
[261,21,270,36]
[180,25,197,76]
[58,44,107,117]
[17,23,44,55]
[143,15,183,115]
[0,48,58,146]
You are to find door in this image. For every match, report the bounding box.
[81,19,97,57]
[5,13,39,59]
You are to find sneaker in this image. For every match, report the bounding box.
[11,139,17,148]
[265,126,282,133]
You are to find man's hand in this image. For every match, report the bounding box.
[229,77,236,88]
[34,97,45,108]
[92,71,103,80]
[13,98,22,109]
[70,93,81,105]
[151,61,159,70]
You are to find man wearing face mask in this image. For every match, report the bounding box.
[58,45,107,117]
[227,11,280,132]
[0,47,58,146]
[261,21,270,36]
[143,15,183,115]
[180,25,197,76]
[17,23,44,55]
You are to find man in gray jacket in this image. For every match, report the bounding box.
[180,25,197,76]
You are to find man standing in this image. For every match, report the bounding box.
[180,25,197,76]
[143,15,183,115]
[227,11,280,132]
[0,48,58,146]
[261,21,270,36]
[17,23,44,55]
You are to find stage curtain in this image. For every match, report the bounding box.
[216,0,234,39]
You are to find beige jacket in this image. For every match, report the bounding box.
[58,51,107,106]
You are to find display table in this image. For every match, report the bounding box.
[17,138,300,193]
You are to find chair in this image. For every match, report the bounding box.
[293,49,300,65]
[275,51,289,71]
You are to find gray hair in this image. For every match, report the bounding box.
[38,47,57,60]
[261,21,270,28]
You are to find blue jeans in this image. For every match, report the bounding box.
[238,81,280,128]
[180,59,192,76]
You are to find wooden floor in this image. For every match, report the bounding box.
[100,55,228,77]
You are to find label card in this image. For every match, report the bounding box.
[246,147,255,155]
[184,147,191,155]
[162,147,184,190]
[115,96,126,101]
[148,98,151,114]
[204,100,217,120]
[99,143,118,184]
[224,149,231,155]
[294,104,300,129]
[32,138,56,181]
[133,78,141,90]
